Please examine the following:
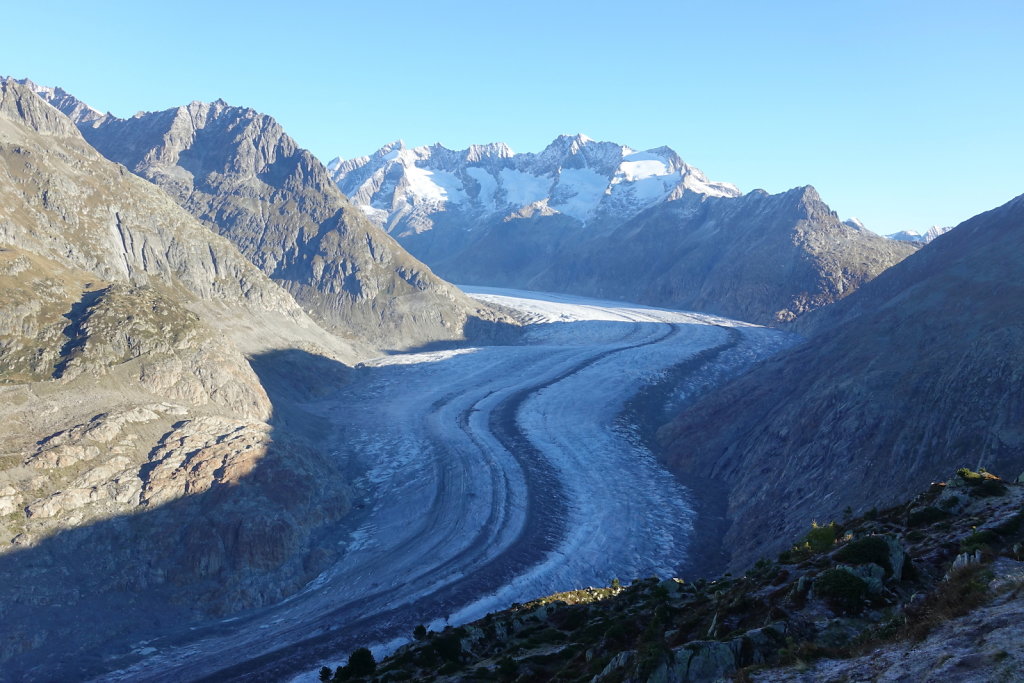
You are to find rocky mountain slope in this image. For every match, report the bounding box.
[0,78,355,678]
[319,471,1024,682]
[658,192,1024,573]
[530,185,917,325]
[28,82,499,350]
[330,136,915,325]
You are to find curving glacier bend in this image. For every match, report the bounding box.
[97,288,795,682]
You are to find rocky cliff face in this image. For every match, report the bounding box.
[0,79,354,677]
[331,136,915,324]
[32,85,499,350]
[659,192,1024,572]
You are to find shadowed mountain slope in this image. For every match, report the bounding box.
[659,192,1024,571]
[0,79,356,674]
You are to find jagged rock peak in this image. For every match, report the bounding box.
[843,216,868,231]
[0,78,82,137]
[331,133,742,236]
[13,78,105,124]
[465,141,514,162]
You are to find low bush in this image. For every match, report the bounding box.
[961,529,1000,554]
[805,522,840,552]
[834,536,892,575]
[907,506,950,527]
[814,568,869,614]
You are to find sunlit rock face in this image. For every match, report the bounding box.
[31,82,504,351]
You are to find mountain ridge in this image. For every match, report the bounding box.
[331,135,916,325]
[26,82,505,351]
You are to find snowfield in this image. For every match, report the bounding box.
[98,288,795,682]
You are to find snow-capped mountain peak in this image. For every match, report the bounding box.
[887,225,953,244]
[329,135,741,235]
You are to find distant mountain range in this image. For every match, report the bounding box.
[330,135,741,234]
[887,225,954,243]
[331,137,917,324]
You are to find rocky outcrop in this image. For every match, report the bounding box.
[659,192,1024,572]
[34,87,502,350]
[339,474,1024,683]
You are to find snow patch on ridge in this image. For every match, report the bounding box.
[330,135,743,234]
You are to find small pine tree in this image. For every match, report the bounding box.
[318,666,332,682]
[347,647,376,677]
[413,623,427,640]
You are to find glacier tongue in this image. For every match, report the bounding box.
[97,287,794,682]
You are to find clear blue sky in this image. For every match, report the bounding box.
[3,1,1021,234]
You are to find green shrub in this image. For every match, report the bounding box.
[804,522,840,552]
[907,506,950,527]
[834,536,892,575]
[956,468,1007,497]
[780,522,840,564]
[956,467,982,481]
[814,568,869,614]
[432,633,463,663]
[497,656,518,681]
[347,647,376,677]
[961,529,1000,554]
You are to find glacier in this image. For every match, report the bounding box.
[94,288,794,682]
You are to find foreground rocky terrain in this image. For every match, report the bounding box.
[331,137,916,325]
[660,191,1024,573]
[324,470,1024,682]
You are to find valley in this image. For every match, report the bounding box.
[85,288,793,682]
